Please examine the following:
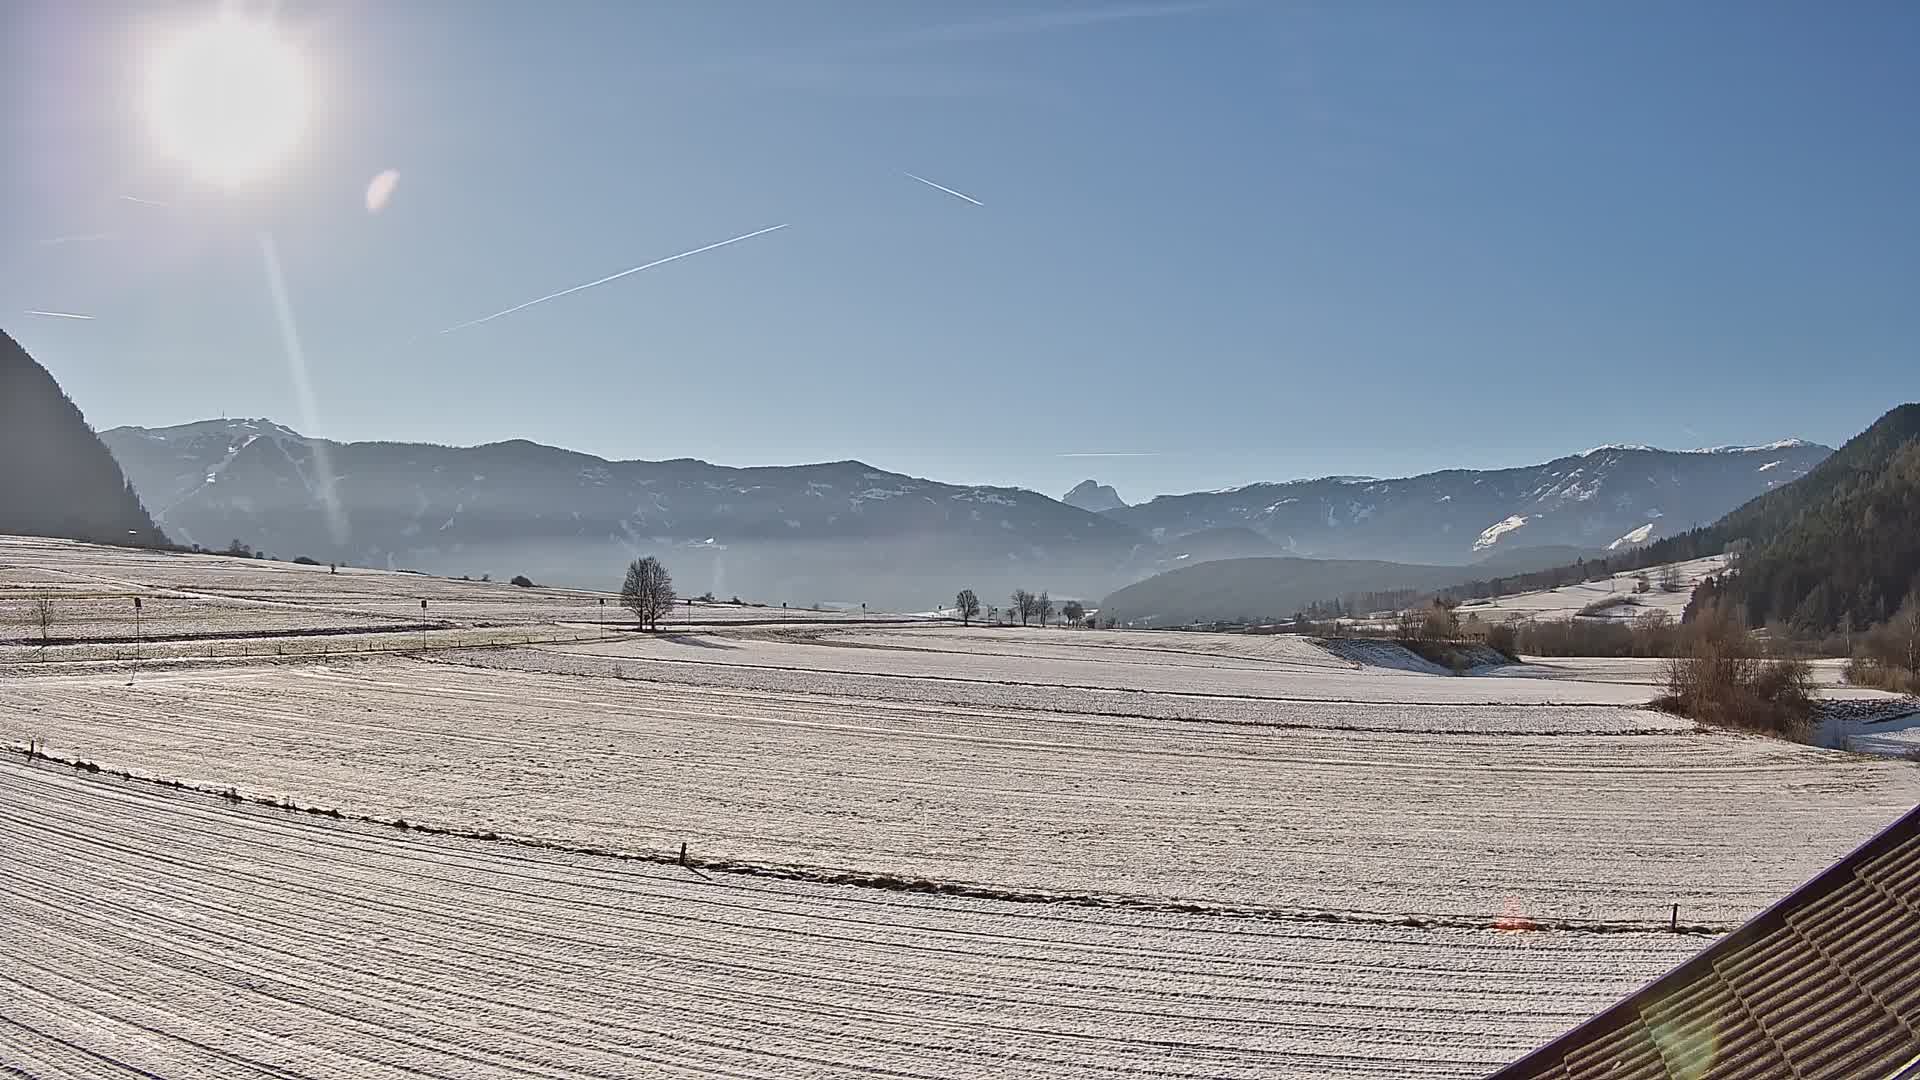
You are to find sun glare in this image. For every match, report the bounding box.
[143,15,310,187]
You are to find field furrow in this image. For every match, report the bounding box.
[0,762,1699,1079]
[6,656,1915,925]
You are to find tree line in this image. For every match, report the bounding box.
[952,588,1086,627]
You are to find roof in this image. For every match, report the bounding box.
[1488,803,1920,1080]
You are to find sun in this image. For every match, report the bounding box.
[142,14,310,187]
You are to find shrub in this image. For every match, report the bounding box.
[510,575,534,588]
[292,555,321,566]
[1845,656,1920,694]
[1485,622,1519,660]
[1658,603,1815,737]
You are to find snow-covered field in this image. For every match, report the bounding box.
[1451,555,1729,623]
[0,761,1700,1080]
[9,650,1917,928]
[4,536,1919,1078]
[0,535,923,651]
[551,627,1660,705]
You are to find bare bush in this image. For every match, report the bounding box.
[1485,621,1520,660]
[1659,602,1814,737]
[1844,593,1920,693]
[1845,656,1920,695]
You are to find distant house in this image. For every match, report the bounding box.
[1489,803,1920,1079]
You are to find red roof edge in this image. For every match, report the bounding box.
[1484,801,1920,1078]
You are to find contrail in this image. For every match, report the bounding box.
[25,310,95,320]
[119,194,169,207]
[41,232,114,246]
[438,224,791,336]
[1059,451,1160,458]
[904,172,984,206]
[258,232,350,547]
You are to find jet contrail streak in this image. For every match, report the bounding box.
[438,224,791,336]
[25,310,96,320]
[41,232,114,246]
[904,172,984,206]
[119,194,169,207]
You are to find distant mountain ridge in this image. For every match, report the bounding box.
[1104,441,1831,565]
[0,329,165,547]
[101,417,1837,610]
[101,419,1142,607]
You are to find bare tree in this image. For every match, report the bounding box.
[1865,592,1920,677]
[30,596,53,649]
[620,557,675,630]
[1657,565,1685,593]
[1036,591,1054,628]
[954,589,981,626]
[1010,589,1034,627]
[1062,600,1086,628]
[1422,600,1458,641]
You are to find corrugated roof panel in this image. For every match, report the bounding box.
[1487,805,1920,1080]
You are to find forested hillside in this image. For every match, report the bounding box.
[1437,404,1920,636]
[0,330,166,547]
[1688,404,1920,632]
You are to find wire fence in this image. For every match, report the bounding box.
[0,622,615,669]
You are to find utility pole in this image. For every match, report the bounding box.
[128,595,143,686]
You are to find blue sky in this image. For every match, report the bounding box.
[5,1,1916,503]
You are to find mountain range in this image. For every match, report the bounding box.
[99,417,1832,609]
[1099,440,1830,564]
[100,419,1142,607]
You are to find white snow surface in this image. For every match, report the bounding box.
[5,534,1920,1078]
[1608,523,1656,549]
[1454,555,1729,623]
[1472,514,1529,551]
[0,760,1700,1079]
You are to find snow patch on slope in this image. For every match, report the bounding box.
[1472,515,1529,552]
[1608,523,1656,550]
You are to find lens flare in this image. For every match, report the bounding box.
[143,15,310,186]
